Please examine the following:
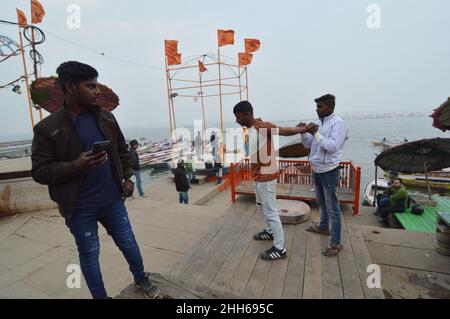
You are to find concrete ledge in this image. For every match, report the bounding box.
[0,178,56,218]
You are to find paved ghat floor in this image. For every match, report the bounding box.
[0,178,226,298]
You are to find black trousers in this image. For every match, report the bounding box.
[380,203,405,225]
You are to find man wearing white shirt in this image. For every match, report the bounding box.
[301,94,349,257]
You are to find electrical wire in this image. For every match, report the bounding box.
[1,19,162,71]
[0,76,25,89]
[42,28,163,71]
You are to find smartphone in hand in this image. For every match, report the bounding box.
[91,140,111,155]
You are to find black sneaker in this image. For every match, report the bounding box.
[261,246,287,261]
[253,230,274,241]
[135,273,160,299]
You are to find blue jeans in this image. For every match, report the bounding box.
[133,169,144,197]
[65,200,145,299]
[216,167,223,184]
[314,168,342,246]
[179,192,189,204]
[377,194,390,209]
[186,172,194,185]
[255,180,285,250]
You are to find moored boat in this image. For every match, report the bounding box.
[398,172,450,191]
[363,178,390,206]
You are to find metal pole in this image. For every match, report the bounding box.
[420,152,432,200]
[167,65,177,134]
[165,58,173,146]
[18,25,35,129]
[373,165,378,207]
[238,66,242,101]
[199,70,206,133]
[245,66,249,101]
[217,48,225,161]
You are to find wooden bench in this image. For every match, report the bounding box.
[394,207,437,233]
[394,195,450,233]
[437,211,450,227]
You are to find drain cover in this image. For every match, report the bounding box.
[277,200,311,225]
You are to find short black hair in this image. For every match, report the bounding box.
[56,61,99,93]
[130,140,139,147]
[315,94,336,109]
[233,101,253,116]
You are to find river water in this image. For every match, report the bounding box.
[1,116,447,195]
[122,116,448,193]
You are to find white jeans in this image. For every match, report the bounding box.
[254,180,285,250]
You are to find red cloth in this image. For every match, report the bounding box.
[218,30,235,47]
[238,52,253,66]
[245,39,261,53]
[198,61,207,72]
[167,53,181,66]
[17,8,28,27]
[31,0,46,24]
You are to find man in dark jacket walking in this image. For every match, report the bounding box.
[129,140,145,198]
[174,160,190,204]
[31,61,159,299]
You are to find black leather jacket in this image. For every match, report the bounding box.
[31,105,133,219]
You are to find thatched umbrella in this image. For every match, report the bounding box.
[431,98,450,132]
[278,143,310,158]
[374,138,450,199]
[30,76,119,113]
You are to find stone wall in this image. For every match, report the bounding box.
[0,178,57,218]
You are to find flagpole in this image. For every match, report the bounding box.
[165,57,174,146]
[217,48,225,161]
[199,68,206,133]
[167,66,177,135]
[238,65,243,101]
[30,4,43,121]
[245,66,249,101]
[17,23,35,129]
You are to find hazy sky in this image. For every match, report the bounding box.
[1,0,449,140]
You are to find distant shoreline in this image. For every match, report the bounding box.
[0,114,435,145]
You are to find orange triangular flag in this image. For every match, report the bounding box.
[16,8,28,28]
[245,39,261,53]
[167,53,182,66]
[238,53,253,66]
[198,61,207,73]
[31,0,46,24]
[164,40,179,57]
[218,30,235,47]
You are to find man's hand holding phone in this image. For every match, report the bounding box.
[74,151,108,171]
[74,140,111,171]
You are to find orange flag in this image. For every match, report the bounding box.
[238,53,253,66]
[164,40,179,57]
[218,30,235,47]
[16,8,28,28]
[167,53,182,66]
[245,39,261,53]
[198,61,207,73]
[31,0,46,24]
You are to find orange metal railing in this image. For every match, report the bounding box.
[230,159,362,215]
